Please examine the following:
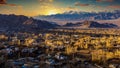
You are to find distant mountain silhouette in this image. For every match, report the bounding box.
[63,21,118,28]
[0,14,59,32]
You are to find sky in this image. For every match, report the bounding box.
[0,0,120,16]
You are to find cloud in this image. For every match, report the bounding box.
[49,0,53,2]
[67,6,76,9]
[75,2,89,6]
[108,5,120,9]
[0,0,19,7]
[39,0,54,2]
[0,0,7,4]
[96,6,103,8]
[96,0,103,2]
[96,0,113,2]
[107,0,113,2]
[8,4,17,6]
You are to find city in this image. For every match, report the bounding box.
[0,0,120,68]
[0,29,120,68]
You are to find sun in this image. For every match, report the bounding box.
[47,10,58,15]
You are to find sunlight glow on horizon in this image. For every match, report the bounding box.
[46,10,60,15]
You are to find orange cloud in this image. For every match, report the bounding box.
[108,5,120,9]
[0,0,19,7]
[0,0,7,4]
[75,2,89,6]
[39,0,54,2]
[49,0,53,2]
[8,4,17,6]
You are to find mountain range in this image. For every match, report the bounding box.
[35,10,120,25]
[0,14,119,32]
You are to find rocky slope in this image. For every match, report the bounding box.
[63,21,118,28]
[0,14,59,32]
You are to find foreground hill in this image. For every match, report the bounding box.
[63,21,118,28]
[0,14,59,32]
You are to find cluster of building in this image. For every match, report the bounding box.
[0,29,120,68]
